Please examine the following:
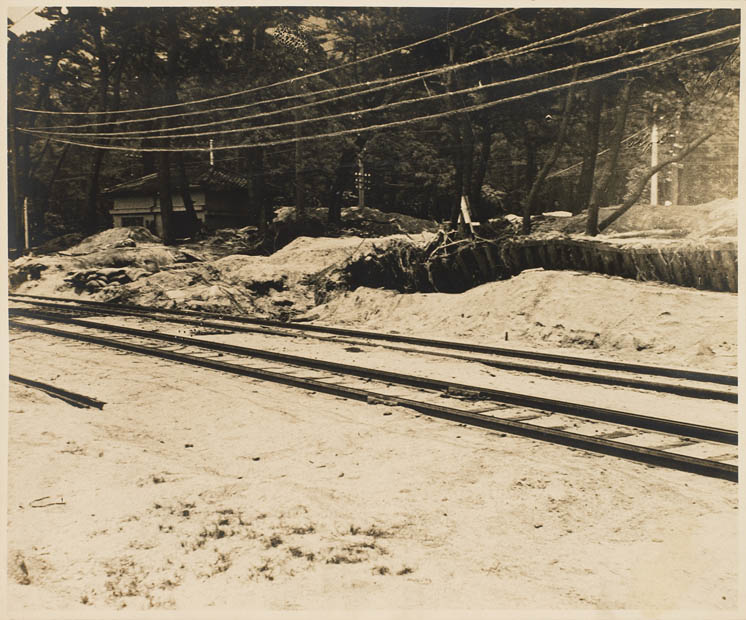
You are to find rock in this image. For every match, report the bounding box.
[123,267,150,282]
[97,267,127,279]
[174,249,204,263]
[8,262,48,288]
[201,284,224,301]
[165,289,190,301]
[9,551,31,585]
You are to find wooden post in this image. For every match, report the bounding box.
[458,195,476,236]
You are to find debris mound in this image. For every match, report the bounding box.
[64,226,161,255]
[310,269,737,372]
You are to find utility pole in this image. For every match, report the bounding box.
[355,148,370,209]
[357,153,365,208]
[23,197,30,250]
[670,115,681,206]
[650,109,659,206]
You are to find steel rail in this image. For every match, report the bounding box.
[9,293,737,386]
[9,307,737,446]
[9,374,105,409]
[9,296,738,403]
[9,318,737,482]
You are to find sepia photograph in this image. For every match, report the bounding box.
[5,2,742,616]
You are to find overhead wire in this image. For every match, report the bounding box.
[17,8,520,116]
[23,23,739,144]
[27,68,434,131]
[9,6,41,28]
[546,128,648,179]
[20,7,646,132]
[28,9,709,137]
[19,35,738,153]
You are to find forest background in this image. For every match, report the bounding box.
[6,6,740,250]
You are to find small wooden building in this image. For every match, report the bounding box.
[103,166,250,237]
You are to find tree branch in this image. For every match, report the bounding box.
[597,131,715,233]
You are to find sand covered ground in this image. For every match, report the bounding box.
[7,330,738,613]
[310,269,737,373]
[9,226,435,316]
[7,266,739,614]
[6,200,740,615]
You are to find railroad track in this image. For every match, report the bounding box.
[8,303,738,481]
[9,374,105,409]
[8,293,738,402]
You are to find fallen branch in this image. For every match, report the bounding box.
[596,131,715,233]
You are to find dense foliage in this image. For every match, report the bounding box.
[7,7,739,249]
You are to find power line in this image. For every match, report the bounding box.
[27,71,427,131]
[18,8,519,117]
[29,9,705,138]
[19,36,737,153]
[25,8,661,132]
[546,129,648,179]
[25,23,738,144]
[9,6,41,28]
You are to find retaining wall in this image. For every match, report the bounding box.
[498,237,738,293]
[344,235,738,295]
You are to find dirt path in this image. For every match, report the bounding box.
[7,330,737,612]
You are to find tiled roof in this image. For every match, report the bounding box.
[102,166,248,196]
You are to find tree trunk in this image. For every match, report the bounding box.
[328,144,357,225]
[42,92,98,217]
[254,146,269,236]
[158,151,176,245]
[85,151,106,233]
[577,82,603,222]
[523,121,537,188]
[46,144,71,196]
[446,38,464,227]
[469,122,493,220]
[155,10,183,244]
[19,45,64,236]
[245,146,269,234]
[460,113,475,204]
[595,79,632,208]
[449,132,464,226]
[177,152,200,236]
[140,28,157,175]
[294,77,305,216]
[84,59,124,234]
[295,124,304,215]
[598,132,714,232]
[84,21,110,234]
[7,33,23,254]
[522,73,577,235]
[167,13,200,237]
